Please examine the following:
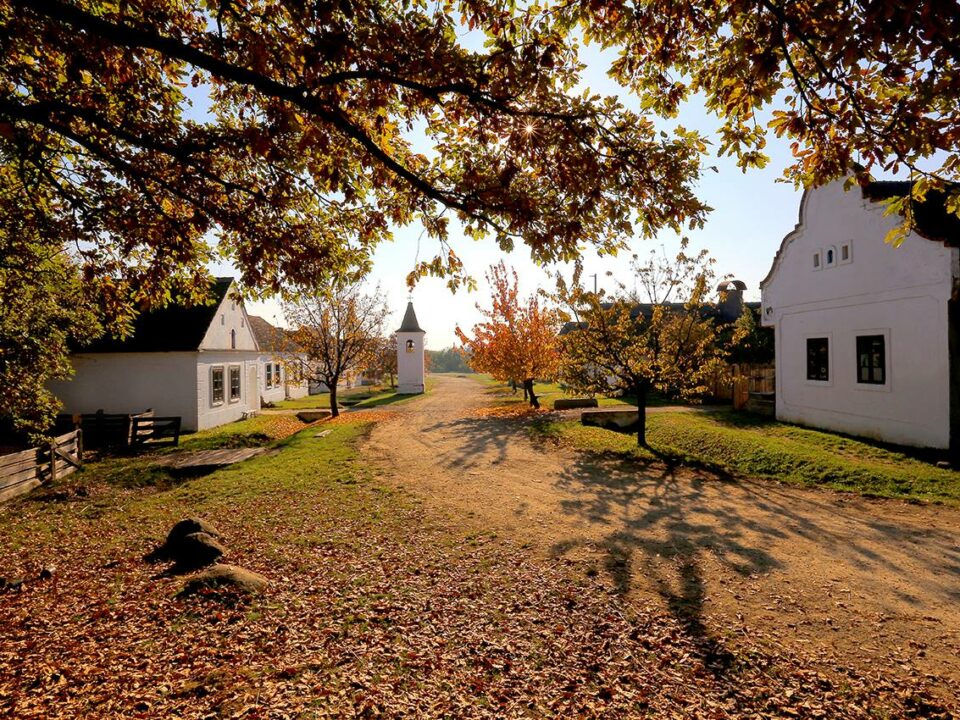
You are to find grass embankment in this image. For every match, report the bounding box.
[0,413,953,717]
[531,411,960,506]
[477,376,675,409]
[273,384,415,411]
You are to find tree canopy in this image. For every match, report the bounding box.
[558,245,738,444]
[456,262,559,408]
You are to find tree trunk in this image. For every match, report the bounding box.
[329,377,339,418]
[636,382,647,446]
[523,379,539,409]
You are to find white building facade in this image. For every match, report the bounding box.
[396,301,426,394]
[761,179,960,451]
[52,278,266,432]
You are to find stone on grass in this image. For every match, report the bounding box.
[172,532,225,570]
[146,517,221,563]
[179,564,268,598]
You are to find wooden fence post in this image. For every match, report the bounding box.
[48,441,57,484]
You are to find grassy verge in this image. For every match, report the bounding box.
[476,376,673,408]
[272,384,419,411]
[530,411,960,506]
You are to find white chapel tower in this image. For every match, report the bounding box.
[396,301,425,394]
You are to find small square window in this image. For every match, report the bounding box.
[806,338,829,381]
[856,335,885,385]
[211,367,225,405]
[229,366,241,401]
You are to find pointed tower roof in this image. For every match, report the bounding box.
[397,301,425,333]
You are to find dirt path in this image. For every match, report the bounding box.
[363,375,960,687]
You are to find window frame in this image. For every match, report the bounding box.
[825,245,837,267]
[265,362,273,389]
[805,335,831,385]
[813,250,822,270]
[839,241,852,264]
[274,362,282,386]
[854,330,890,391]
[229,365,242,403]
[210,366,225,406]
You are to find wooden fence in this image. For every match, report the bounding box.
[55,409,180,449]
[0,430,82,503]
[710,364,776,410]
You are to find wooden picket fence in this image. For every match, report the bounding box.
[0,429,82,503]
[709,364,776,409]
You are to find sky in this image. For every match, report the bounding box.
[224,38,808,349]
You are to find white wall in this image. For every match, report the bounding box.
[396,331,425,394]
[200,286,259,351]
[761,179,959,448]
[51,353,200,430]
[195,351,262,430]
[254,353,309,403]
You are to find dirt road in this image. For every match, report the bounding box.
[363,375,960,686]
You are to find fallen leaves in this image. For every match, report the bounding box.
[0,423,955,719]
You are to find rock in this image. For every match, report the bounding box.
[171,532,225,570]
[1,576,25,592]
[145,517,221,563]
[179,564,267,598]
[936,460,952,469]
[38,566,55,581]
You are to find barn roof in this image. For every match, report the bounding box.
[80,278,234,353]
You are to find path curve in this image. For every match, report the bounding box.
[363,375,960,684]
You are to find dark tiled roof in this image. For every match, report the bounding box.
[862,181,960,245]
[81,278,233,353]
[397,301,425,333]
[248,315,302,353]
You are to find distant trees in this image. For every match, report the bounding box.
[427,347,472,374]
[456,262,559,408]
[284,281,389,418]
[558,245,741,445]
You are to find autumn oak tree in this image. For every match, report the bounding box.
[457,262,559,408]
[2,0,959,432]
[558,246,739,445]
[284,280,389,418]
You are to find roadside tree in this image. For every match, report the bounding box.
[456,262,559,408]
[285,281,389,418]
[558,245,741,445]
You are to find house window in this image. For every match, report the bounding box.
[813,251,821,269]
[840,242,851,262]
[274,362,282,385]
[806,338,829,381]
[231,329,236,349]
[220,314,225,326]
[265,362,273,389]
[857,335,886,385]
[229,366,241,401]
[211,367,225,405]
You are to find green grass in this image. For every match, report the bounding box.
[530,411,960,506]
[475,376,673,408]
[272,384,420,411]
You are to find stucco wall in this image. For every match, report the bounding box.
[195,352,261,430]
[396,331,425,394]
[254,353,309,402]
[761,179,959,448]
[200,290,258,351]
[51,353,200,429]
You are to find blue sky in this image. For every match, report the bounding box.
[215,39,805,348]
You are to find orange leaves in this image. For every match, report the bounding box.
[456,262,560,386]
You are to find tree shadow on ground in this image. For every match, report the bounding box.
[539,448,960,679]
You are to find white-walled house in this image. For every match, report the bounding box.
[761,179,960,453]
[51,278,264,432]
[247,315,310,404]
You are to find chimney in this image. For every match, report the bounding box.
[717,280,746,322]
